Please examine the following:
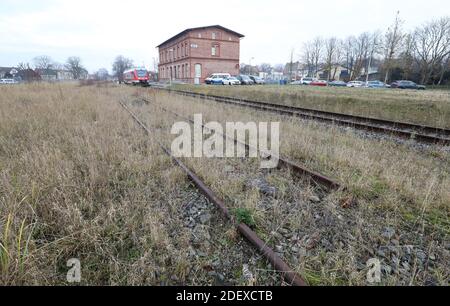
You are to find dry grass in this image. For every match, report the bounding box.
[0,83,207,285]
[134,89,449,285]
[173,84,450,129]
[1,83,448,286]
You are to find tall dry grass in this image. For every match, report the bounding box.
[0,83,197,285]
[134,89,449,285]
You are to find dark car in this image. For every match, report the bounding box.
[237,75,254,85]
[249,75,265,85]
[328,80,347,87]
[390,80,426,90]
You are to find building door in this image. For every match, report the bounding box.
[194,64,201,85]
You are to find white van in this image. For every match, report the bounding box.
[205,73,231,85]
[0,79,18,85]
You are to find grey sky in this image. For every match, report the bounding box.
[0,0,448,72]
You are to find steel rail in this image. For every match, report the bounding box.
[154,87,450,145]
[141,97,341,190]
[118,101,307,286]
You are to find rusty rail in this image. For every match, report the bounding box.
[142,97,341,191]
[154,87,450,146]
[118,101,307,286]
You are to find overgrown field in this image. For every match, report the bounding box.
[139,89,449,285]
[0,83,276,285]
[0,83,448,286]
[172,84,450,129]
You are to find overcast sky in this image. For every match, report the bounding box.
[0,0,448,72]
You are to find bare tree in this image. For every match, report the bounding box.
[324,37,338,81]
[112,55,133,83]
[331,39,345,80]
[65,56,87,79]
[52,62,65,70]
[413,17,450,84]
[399,33,416,80]
[437,54,450,85]
[311,37,324,77]
[342,36,357,80]
[383,11,404,83]
[33,55,54,70]
[365,31,382,83]
[273,64,284,73]
[17,62,31,70]
[95,68,109,81]
[302,42,314,77]
[258,63,273,73]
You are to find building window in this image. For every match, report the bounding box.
[212,44,220,56]
[212,32,216,39]
[198,33,202,38]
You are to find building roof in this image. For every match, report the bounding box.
[157,25,244,48]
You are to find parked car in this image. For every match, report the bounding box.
[390,80,426,90]
[328,80,347,87]
[310,80,328,87]
[237,75,254,85]
[301,77,315,85]
[366,80,388,88]
[347,81,365,88]
[249,75,265,85]
[205,73,231,85]
[0,79,18,85]
[290,80,303,85]
[222,76,241,85]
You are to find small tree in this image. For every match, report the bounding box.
[33,55,54,70]
[65,57,87,79]
[383,11,404,83]
[95,68,109,81]
[112,55,133,83]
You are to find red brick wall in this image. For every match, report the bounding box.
[158,26,241,84]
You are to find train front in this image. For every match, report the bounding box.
[135,69,150,86]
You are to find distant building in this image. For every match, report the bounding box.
[0,67,15,79]
[57,70,74,81]
[283,62,308,80]
[35,69,58,81]
[157,25,244,84]
[315,65,348,81]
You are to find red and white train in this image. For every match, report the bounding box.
[122,68,150,86]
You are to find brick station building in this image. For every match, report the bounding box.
[157,25,244,84]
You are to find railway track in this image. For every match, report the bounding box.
[140,97,341,191]
[118,100,307,286]
[153,87,450,146]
